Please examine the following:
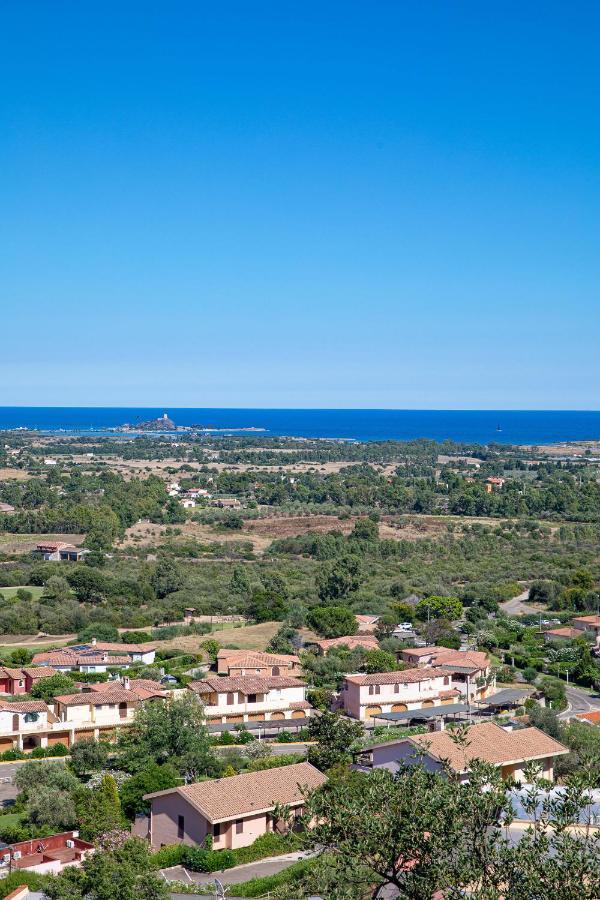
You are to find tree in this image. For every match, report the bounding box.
[75,774,123,840]
[43,576,72,602]
[150,558,185,598]
[119,762,180,819]
[267,624,297,654]
[363,649,398,674]
[16,761,80,831]
[229,565,252,598]
[248,588,287,623]
[69,738,109,777]
[66,567,109,603]
[415,595,463,622]
[10,647,33,665]
[298,760,600,900]
[307,711,363,771]
[78,622,119,642]
[308,606,358,639]
[316,555,363,604]
[45,835,169,900]
[351,518,379,541]
[30,672,77,702]
[118,693,220,780]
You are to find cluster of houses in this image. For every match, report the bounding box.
[543,614,600,646]
[0,624,587,876]
[166,481,242,510]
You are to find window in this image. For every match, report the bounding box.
[247,694,257,703]
[177,815,185,839]
[227,693,234,705]
[443,676,450,686]
[368,685,374,696]
[235,819,244,834]
[24,712,39,723]
[213,823,221,839]
[394,683,400,693]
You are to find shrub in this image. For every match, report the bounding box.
[1,748,25,761]
[149,843,187,869]
[246,753,304,772]
[30,745,47,758]
[182,845,236,872]
[0,870,50,898]
[47,743,69,756]
[232,831,300,866]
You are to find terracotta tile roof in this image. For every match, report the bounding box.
[92,641,156,653]
[188,675,305,696]
[401,646,446,657]
[54,689,145,706]
[217,650,300,669]
[145,762,326,823]
[572,615,600,627]
[405,723,568,773]
[22,667,59,679]
[32,652,132,666]
[0,700,49,713]
[289,700,312,709]
[86,679,167,699]
[544,627,581,639]
[316,636,379,652]
[427,649,490,672]
[217,649,299,664]
[0,667,27,680]
[576,711,600,725]
[345,666,445,686]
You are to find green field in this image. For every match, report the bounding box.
[0,586,44,601]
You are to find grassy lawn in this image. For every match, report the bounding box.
[0,586,44,601]
[0,812,23,828]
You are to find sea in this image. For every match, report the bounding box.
[1,408,600,445]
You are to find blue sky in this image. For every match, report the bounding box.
[2,2,599,408]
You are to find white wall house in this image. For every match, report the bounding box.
[187,675,312,725]
[342,667,458,721]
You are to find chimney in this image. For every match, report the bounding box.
[123,676,130,691]
[91,638,97,647]
[102,652,108,662]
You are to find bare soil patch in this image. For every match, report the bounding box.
[158,621,282,653]
[0,468,32,481]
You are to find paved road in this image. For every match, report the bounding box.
[559,684,600,720]
[162,850,311,887]
[500,589,538,616]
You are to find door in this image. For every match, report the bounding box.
[365,706,382,720]
[119,703,127,719]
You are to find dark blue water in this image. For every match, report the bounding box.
[1,408,600,445]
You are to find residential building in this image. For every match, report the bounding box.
[0,832,93,876]
[32,639,156,670]
[355,614,380,633]
[185,488,211,499]
[312,635,379,655]
[0,682,168,752]
[0,701,56,753]
[543,626,581,643]
[399,647,494,702]
[0,666,59,696]
[572,615,600,640]
[216,649,301,677]
[485,476,506,493]
[187,675,312,724]
[58,547,89,562]
[342,667,459,721]
[145,762,326,850]
[362,722,568,783]
[53,684,167,739]
[210,497,241,508]
[180,498,196,509]
[34,542,75,561]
